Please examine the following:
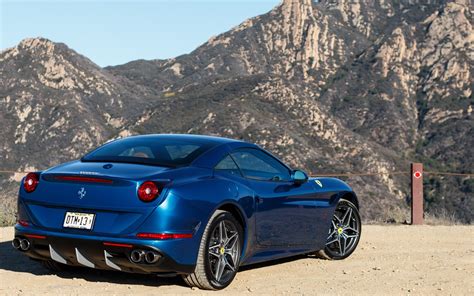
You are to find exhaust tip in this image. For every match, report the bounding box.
[12,238,21,250]
[145,251,160,264]
[19,239,30,251]
[130,250,145,263]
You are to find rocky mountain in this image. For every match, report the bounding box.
[0,39,156,223]
[1,0,472,225]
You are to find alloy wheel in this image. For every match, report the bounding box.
[325,200,361,258]
[207,220,240,284]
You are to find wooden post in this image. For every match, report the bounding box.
[411,163,423,225]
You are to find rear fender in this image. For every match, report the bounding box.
[210,199,254,262]
[136,176,254,266]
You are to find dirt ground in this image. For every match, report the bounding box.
[0,225,472,295]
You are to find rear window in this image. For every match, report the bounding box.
[81,137,217,167]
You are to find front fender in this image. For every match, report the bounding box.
[310,177,356,206]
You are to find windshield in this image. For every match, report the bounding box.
[81,136,218,167]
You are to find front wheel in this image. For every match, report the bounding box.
[318,198,361,260]
[183,210,243,290]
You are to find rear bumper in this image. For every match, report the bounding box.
[14,226,195,274]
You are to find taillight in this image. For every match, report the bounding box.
[103,242,133,248]
[137,181,159,202]
[24,234,46,239]
[23,173,39,193]
[18,220,29,227]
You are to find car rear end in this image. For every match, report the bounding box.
[15,169,198,274]
[13,135,225,275]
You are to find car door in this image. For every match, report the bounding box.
[230,148,319,246]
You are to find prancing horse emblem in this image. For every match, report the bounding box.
[78,187,86,199]
[315,180,323,188]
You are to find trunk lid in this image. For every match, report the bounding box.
[45,160,170,179]
[21,161,171,236]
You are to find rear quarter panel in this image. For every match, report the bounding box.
[134,168,255,267]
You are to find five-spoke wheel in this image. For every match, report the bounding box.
[319,199,361,260]
[207,220,240,283]
[183,210,242,290]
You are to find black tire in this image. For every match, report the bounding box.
[41,259,68,272]
[317,199,361,260]
[183,210,243,290]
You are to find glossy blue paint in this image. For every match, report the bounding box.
[15,134,358,273]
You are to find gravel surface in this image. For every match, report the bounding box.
[0,225,473,295]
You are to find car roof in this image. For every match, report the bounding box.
[122,134,245,145]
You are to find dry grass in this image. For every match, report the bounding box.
[0,196,16,227]
[363,204,411,224]
[424,209,460,225]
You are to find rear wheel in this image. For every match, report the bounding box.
[318,199,361,260]
[183,210,242,290]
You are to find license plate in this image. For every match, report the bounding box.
[63,212,95,230]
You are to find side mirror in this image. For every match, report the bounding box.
[291,170,308,185]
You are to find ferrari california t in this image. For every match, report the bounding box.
[13,134,361,290]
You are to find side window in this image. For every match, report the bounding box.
[214,155,241,176]
[231,149,291,181]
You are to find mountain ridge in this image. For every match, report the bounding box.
[0,0,472,224]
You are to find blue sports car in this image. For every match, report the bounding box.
[13,134,361,290]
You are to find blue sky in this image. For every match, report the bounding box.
[0,0,280,66]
